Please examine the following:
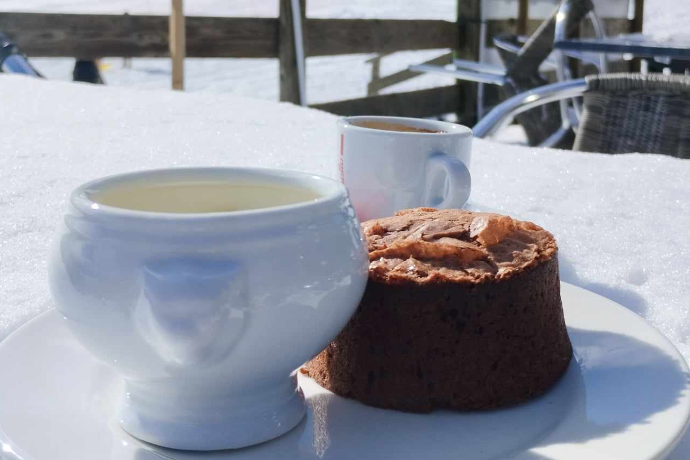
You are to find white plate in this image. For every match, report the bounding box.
[1,283,689,460]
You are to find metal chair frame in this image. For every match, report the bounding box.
[473,73,690,159]
[409,0,608,148]
[472,78,588,139]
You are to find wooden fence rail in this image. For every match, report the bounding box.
[312,85,461,118]
[0,12,457,59]
[367,52,453,96]
[0,13,274,58]
[0,13,629,60]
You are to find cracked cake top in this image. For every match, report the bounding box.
[363,208,558,285]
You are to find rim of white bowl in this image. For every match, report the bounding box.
[70,167,347,222]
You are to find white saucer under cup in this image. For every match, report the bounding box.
[1,283,688,459]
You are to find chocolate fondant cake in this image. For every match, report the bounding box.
[303,208,572,412]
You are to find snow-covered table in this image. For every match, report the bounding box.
[2,75,690,458]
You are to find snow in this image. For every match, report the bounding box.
[643,1,690,43]
[27,51,458,105]
[0,0,455,18]
[2,73,690,357]
[0,0,631,19]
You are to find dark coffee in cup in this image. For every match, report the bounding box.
[353,120,444,134]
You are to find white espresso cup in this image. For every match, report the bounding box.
[48,167,368,451]
[337,116,472,222]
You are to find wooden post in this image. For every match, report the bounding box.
[631,0,645,72]
[517,0,529,37]
[456,0,481,125]
[279,0,306,103]
[169,0,185,90]
[123,12,132,68]
[366,54,383,96]
[632,0,645,33]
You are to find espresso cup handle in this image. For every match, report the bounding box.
[424,153,471,209]
[136,259,248,368]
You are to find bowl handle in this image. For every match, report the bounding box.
[136,258,248,368]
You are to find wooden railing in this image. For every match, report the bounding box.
[0,0,639,120]
[0,0,467,118]
[0,13,458,59]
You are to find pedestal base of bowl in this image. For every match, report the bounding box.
[117,379,306,451]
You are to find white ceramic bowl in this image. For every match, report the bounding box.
[48,167,369,451]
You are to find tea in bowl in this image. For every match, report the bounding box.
[48,167,369,451]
